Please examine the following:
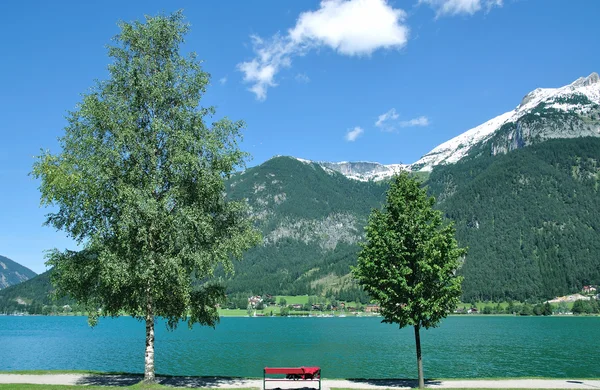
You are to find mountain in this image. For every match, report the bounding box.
[221,73,600,301]
[272,74,600,181]
[0,255,37,290]
[0,269,73,314]
[427,137,600,301]
[6,73,600,312]
[411,72,600,171]
[298,158,407,181]
[222,156,388,300]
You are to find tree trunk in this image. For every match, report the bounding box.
[414,325,424,389]
[144,293,155,383]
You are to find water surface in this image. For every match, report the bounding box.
[1,316,598,378]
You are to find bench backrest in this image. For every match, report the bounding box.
[264,368,305,375]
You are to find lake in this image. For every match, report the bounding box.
[0,316,598,378]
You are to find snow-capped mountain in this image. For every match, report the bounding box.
[293,157,407,181]
[411,72,600,171]
[289,73,600,181]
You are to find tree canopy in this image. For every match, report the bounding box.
[353,172,464,388]
[32,11,260,381]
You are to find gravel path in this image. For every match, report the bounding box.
[0,374,599,389]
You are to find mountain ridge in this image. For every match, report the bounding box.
[283,72,600,181]
[411,72,600,171]
[0,255,37,290]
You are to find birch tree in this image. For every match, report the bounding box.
[32,11,260,382]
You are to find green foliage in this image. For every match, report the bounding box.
[0,270,73,314]
[427,137,600,301]
[221,156,387,297]
[30,11,259,380]
[353,173,464,388]
[553,93,594,106]
[353,172,465,329]
[32,10,259,327]
[572,299,599,314]
[519,304,533,316]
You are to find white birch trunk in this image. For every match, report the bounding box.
[144,294,155,382]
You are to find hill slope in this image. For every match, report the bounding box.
[427,137,600,301]
[222,156,387,298]
[0,255,37,290]
[0,270,70,313]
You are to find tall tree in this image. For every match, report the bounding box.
[352,173,465,388]
[32,12,260,382]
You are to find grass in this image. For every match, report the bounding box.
[0,386,587,390]
[0,385,164,390]
[0,385,260,390]
[275,295,310,305]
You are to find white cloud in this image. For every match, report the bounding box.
[295,73,311,83]
[219,77,227,85]
[419,0,503,17]
[399,116,430,127]
[375,108,399,130]
[238,0,408,100]
[375,108,430,130]
[289,0,408,56]
[345,126,364,141]
[237,35,294,101]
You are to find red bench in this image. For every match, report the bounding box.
[263,367,321,390]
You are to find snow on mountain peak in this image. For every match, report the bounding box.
[411,73,600,171]
[276,73,599,180]
[290,157,407,181]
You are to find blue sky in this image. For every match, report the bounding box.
[1,0,599,273]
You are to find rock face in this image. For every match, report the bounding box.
[286,157,407,182]
[224,156,388,295]
[0,255,37,290]
[316,161,407,181]
[287,74,600,179]
[411,73,600,171]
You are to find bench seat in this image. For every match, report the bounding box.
[263,366,321,390]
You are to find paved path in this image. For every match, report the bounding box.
[0,374,599,389]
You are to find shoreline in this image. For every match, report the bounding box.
[2,313,599,318]
[1,373,599,389]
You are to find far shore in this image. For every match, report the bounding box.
[2,312,599,318]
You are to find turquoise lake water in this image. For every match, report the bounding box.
[0,316,598,378]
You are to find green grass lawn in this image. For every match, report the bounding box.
[0,385,259,390]
[274,295,310,305]
[0,385,162,390]
[332,388,575,390]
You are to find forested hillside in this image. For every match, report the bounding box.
[220,156,387,299]
[0,270,72,313]
[5,139,600,312]
[427,137,600,301]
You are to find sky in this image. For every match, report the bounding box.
[1,0,600,273]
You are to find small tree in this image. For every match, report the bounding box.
[352,173,465,389]
[32,12,260,382]
[542,302,553,316]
